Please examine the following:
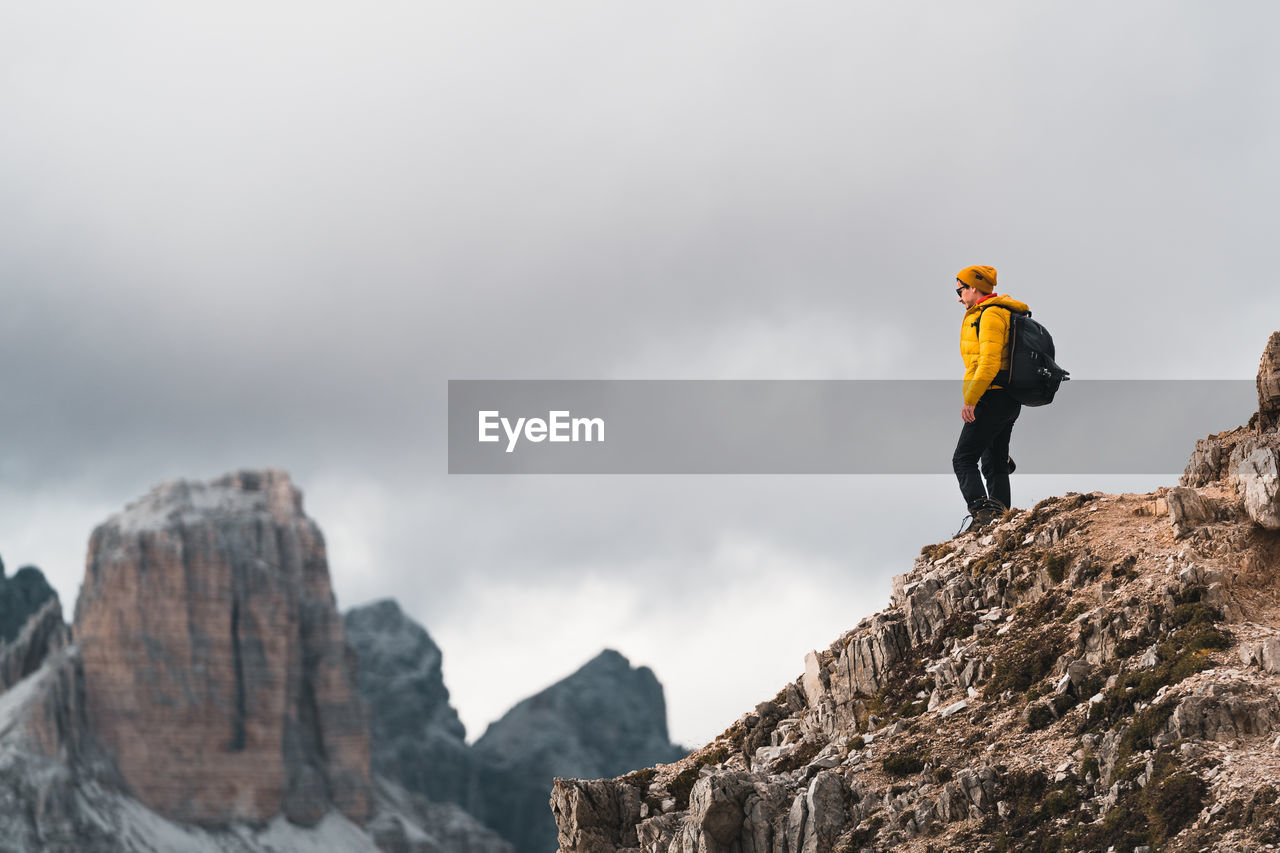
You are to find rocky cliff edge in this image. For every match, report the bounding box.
[551,332,1280,853]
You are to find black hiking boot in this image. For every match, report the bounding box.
[954,499,1010,538]
[969,498,1008,529]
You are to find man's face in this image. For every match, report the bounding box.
[956,281,984,309]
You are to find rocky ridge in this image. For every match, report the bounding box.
[552,333,1280,853]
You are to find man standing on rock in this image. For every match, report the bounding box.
[953,265,1030,531]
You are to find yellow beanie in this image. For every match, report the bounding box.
[957,265,997,294]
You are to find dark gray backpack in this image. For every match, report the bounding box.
[976,304,1070,406]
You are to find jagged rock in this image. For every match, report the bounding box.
[1167,486,1209,538]
[771,719,802,747]
[799,771,846,853]
[1239,637,1280,672]
[1184,334,1280,485]
[752,743,794,771]
[785,787,808,853]
[1066,553,1097,587]
[72,470,372,827]
[741,780,790,853]
[807,742,843,770]
[689,773,753,848]
[1238,447,1280,529]
[802,651,824,706]
[1183,434,1232,487]
[1183,430,1279,490]
[1035,517,1075,547]
[827,616,910,713]
[473,650,685,853]
[1073,606,1130,665]
[0,596,69,692]
[1156,683,1280,746]
[550,779,643,853]
[1064,660,1091,692]
[1259,331,1280,432]
[345,599,474,807]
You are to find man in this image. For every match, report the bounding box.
[952,265,1030,531]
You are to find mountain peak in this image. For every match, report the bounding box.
[462,648,684,853]
[74,469,370,827]
[107,468,304,535]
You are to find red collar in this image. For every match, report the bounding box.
[975,292,999,305]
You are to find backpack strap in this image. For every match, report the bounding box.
[971,303,1023,388]
[972,302,1027,330]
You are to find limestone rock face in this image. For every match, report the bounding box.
[1238,447,1280,529]
[72,470,372,827]
[471,649,686,853]
[550,777,642,853]
[345,599,473,806]
[1259,330,1280,432]
[1166,486,1210,538]
[1183,332,1280,487]
[1157,682,1280,746]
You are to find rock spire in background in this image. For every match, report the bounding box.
[73,469,372,826]
[344,598,473,806]
[0,561,58,644]
[0,563,66,693]
[468,649,687,853]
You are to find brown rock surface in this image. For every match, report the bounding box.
[551,485,1280,852]
[1259,330,1280,432]
[1182,332,1280,487]
[72,469,372,827]
[1238,446,1280,529]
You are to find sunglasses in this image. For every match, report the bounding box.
[955,284,970,296]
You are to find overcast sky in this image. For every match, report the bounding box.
[0,1,1276,748]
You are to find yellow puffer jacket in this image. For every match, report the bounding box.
[961,294,1031,405]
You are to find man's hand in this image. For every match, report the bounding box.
[961,404,976,423]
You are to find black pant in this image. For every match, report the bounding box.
[952,389,1021,510]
